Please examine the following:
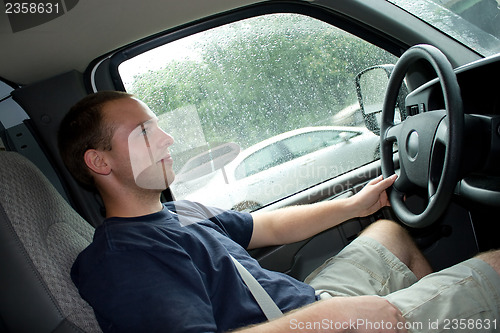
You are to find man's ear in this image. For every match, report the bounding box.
[84,149,111,176]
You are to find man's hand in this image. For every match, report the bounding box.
[351,175,397,218]
[236,295,407,333]
[333,296,407,333]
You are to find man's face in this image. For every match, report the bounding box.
[103,97,175,191]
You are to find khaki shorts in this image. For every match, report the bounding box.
[305,236,500,333]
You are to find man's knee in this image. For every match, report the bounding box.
[360,219,433,278]
[360,219,408,238]
[358,219,413,261]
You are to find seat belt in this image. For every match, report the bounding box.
[230,255,283,321]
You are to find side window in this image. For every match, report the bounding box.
[235,143,286,179]
[282,130,344,158]
[119,13,397,211]
[284,132,328,158]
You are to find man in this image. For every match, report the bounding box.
[59,91,500,332]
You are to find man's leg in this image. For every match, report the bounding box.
[306,219,425,298]
[359,219,433,279]
[360,221,500,332]
[383,253,500,332]
[306,219,500,332]
[476,250,500,276]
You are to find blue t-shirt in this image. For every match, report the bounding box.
[71,200,317,332]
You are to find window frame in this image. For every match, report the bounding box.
[88,1,407,205]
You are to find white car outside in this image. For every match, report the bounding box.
[174,126,379,211]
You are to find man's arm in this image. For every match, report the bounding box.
[236,295,407,333]
[248,175,397,249]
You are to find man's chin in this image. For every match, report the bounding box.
[134,168,175,191]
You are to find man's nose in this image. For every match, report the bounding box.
[159,130,174,147]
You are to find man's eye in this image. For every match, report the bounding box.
[140,124,150,136]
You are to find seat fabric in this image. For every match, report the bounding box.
[0,151,101,332]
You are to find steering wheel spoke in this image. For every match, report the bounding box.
[393,164,413,192]
[433,114,449,145]
[427,117,448,198]
[384,122,403,142]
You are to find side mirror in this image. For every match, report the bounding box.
[355,65,407,135]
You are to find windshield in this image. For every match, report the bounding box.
[388,0,500,57]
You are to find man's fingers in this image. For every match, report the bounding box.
[368,174,384,185]
[369,174,397,188]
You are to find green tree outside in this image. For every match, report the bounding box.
[124,14,397,170]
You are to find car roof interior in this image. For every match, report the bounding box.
[0,0,259,85]
[0,0,480,87]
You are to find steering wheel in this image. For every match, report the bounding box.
[381,44,464,228]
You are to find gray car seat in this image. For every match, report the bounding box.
[0,151,101,332]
